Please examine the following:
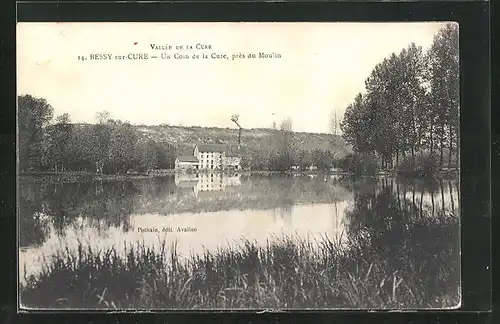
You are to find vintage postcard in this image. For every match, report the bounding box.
[17,22,460,310]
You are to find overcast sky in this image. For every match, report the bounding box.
[17,22,449,134]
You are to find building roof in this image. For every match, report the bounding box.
[176,156,199,163]
[196,144,229,153]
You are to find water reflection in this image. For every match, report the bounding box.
[19,174,459,284]
[342,177,460,304]
[174,172,242,197]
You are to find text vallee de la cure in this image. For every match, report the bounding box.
[77,43,282,62]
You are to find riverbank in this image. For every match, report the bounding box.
[19,171,153,184]
[20,211,459,309]
[19,167,459,185]
[18,170,344,184]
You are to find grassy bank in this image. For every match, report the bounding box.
[20,212,459,309]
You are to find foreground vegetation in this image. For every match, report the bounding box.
[20,207,459,309]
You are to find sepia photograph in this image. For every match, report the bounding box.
[17,22,460,310]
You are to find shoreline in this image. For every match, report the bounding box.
[19,171,152,183]
[19,168,459,184]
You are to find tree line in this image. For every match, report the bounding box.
[240,117,338,172]
[340,24,459,174]
[18,94,339,174]
[18,97,176,174]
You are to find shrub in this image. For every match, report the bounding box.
[397,153,438,178]
[339,153,378,176]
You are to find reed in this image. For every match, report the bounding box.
[20,214,459,310]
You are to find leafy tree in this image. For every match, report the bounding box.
[398,43,427,166]
[340,93,374,155]
[427,24,459,168]
[311,149,335,171]
[296,150,313,170]
[135,140,159,172]
[46,113,74,172]
[89,123,111,173]
[341,24,459,174]
[107,121,138,173]
[18,95,54,171]
[155,143,176,169]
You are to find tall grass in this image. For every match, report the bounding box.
[20,211,459,310]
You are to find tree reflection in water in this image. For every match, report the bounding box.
[343,177,460,307]
[19,175,460,309]
[19,180,140,247]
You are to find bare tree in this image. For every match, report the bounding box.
[330,110,340,136]
[280,117,293,153]
[280,117,292,132]
[230,114,242,149]
[96,111,111,124]
[277,117,293,170]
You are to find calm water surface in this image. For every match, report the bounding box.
[19,173,459,280]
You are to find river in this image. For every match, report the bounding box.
[19,172,459,285]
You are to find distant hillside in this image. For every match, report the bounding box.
[133,124,352,158]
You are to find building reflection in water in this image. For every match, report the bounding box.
[174,172,242,197]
